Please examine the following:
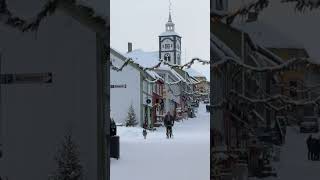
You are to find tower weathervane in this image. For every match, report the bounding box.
[169,0,172,15]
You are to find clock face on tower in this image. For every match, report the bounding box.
[159,36,181,65]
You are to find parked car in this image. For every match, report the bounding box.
[300,117,319,133]
[204,99,209,104]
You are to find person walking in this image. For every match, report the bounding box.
[307,135,313,160]
[164,111,174,139]
[316,137,320,160]
[142,128,147,139]
[311,137,317,160]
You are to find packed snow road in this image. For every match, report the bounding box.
[274,126,320,180]
[110,103,210,180]
[251,126,320,180]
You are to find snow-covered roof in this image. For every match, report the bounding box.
[186,68,203,77]
[211,33,239,59]
[126,49,160,68]
[159,31,181,37]
[233,21,304,49]
[146,70,163,81]
[126,49,186,82]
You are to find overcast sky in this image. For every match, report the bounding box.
[230,0,320,60]
[110,0,210,80]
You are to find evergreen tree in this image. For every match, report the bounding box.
[125,104,138,127]
[53,132,83,180]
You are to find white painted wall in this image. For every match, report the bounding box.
[0,7,100,180]
[110,52,141,125]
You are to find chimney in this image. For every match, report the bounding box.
[128,42,132,53]
[246,12,258,23]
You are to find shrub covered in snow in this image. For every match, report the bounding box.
[53,132,83,180]
[125,104,138,127]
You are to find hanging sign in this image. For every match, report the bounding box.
[111,84,126,88]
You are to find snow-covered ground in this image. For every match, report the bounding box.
[251,126,320,180]
[110,103,210,180]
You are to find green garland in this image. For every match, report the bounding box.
[0,0,106,32]
[213,0,320,24]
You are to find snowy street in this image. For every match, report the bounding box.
[110,103,210,180]
[273,126,320,180]
[251,126,320,180]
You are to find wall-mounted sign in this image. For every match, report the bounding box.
[0,72,53,84]
[146,99,151,104]
[111,84,126,88]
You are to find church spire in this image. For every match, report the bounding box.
[166,0,175,32]
[168,12,172,22]
[168,0,172,22]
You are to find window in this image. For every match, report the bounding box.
[143,81,148,92]
[153,84,156,93]
[164,53,171,62]
[216,0,224,10]
[289,81,297,97]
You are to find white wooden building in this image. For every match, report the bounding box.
[0,1,108,180]
[110,48,155,127]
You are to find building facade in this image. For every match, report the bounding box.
[0,1,108,179]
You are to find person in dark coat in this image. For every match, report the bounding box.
[316,138,320,160]
[164,111,174,138]
[307,135,313,160]
[311,137,317,160]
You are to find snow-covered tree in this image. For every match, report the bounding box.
[53,131,83,180]
[125,104,138,127]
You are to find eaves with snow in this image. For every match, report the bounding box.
[126,49,196,82]
[159,31,181,37]
[232,21,304,49]
[2,0,108,35]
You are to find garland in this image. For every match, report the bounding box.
[282,0,320,11]
[212,0,320,24]
[110,57,209,72]
[0,0,106,32]
[211,0,270,24]
[211,56,320,73]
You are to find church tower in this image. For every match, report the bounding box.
[159,9,181,65]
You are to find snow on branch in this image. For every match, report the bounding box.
[211,0,270,24]
[0,0,107,32]
[229,89,320,106]
[282,0,320,11]
[110,56,209,72]
[212,0,320,24]
[211,87,320,113]
[110,56,209,86]
[212,56,319,73]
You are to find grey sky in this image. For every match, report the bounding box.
[111,0,210,80]
[230,0,320,60]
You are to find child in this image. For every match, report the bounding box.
[143,129,147,139]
